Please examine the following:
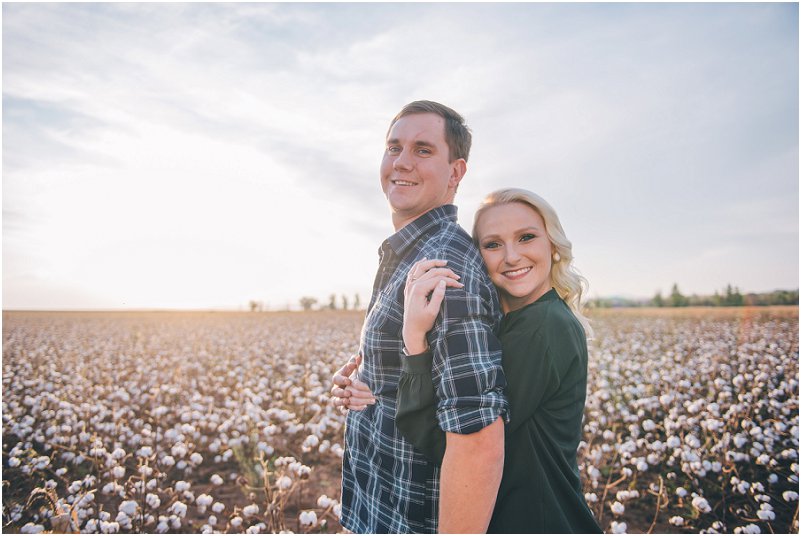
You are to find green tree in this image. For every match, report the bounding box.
[669,283,688,307]
[732,286,744,306]
[299,297,317,311]
[652,291,664,307]
[724,284,734,306]
[721,284,744,306]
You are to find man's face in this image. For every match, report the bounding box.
[380,113,465,231]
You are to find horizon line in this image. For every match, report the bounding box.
[2,287,797,313]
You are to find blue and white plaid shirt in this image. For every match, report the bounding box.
[341,204,508,533]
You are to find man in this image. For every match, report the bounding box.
[332,101,508,533]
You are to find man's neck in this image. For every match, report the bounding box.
[392,215,415,232]
[391,202,456,232]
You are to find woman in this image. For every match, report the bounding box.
[373,188,602,533]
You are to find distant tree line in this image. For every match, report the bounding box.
[245,293,364,312]
[588,284,799,309]
[254,285,798,311]
[298,293,362,312]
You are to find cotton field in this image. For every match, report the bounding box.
[2,307,798,534]
[581,307,798,533]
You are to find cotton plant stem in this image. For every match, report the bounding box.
[597,450,621,524]
[646,476,665,534]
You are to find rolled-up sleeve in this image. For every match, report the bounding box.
[432,287,509,434]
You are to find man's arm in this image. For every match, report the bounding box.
[425,244,507,532]
[439,417,504,533]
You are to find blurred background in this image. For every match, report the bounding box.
[3,3,798,310]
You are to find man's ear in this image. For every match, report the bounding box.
[449,158,467,191]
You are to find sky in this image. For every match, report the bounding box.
[3,3,798,310]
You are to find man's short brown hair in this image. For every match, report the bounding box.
[388,100,472,163]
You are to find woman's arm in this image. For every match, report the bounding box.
[395,259,462,462]
[396,347,446,463]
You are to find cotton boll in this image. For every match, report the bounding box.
[610,521,627,534]
[692,496,712,514]
[299,511,317,526]
[119,501,137,517]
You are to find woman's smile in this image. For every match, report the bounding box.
[502,266,533,279]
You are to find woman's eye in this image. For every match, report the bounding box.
[520,233,536,242]
[482,241,500,250]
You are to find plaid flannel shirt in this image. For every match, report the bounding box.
[341,204,508,533]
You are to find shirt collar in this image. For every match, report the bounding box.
[384,205,458,258]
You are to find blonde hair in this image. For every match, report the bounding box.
[472,188,593,338]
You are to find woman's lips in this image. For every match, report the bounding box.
[502,266,532,279]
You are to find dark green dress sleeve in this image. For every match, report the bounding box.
[396,350,446,465]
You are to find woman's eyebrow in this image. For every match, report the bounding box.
[481,226,542,240]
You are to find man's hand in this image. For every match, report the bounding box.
[331,354,375,411]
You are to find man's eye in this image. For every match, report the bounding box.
[417,148,431,155]
[387,146,400,154]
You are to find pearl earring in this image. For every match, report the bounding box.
[553,252,561,262]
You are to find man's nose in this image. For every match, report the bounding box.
[393,148,413,171]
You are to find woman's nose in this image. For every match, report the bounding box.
[504,245,522,264]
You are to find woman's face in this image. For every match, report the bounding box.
[475,202,554,313]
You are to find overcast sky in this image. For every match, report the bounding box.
[3,3,798,310]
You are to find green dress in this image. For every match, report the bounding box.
[396,288,602,533]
